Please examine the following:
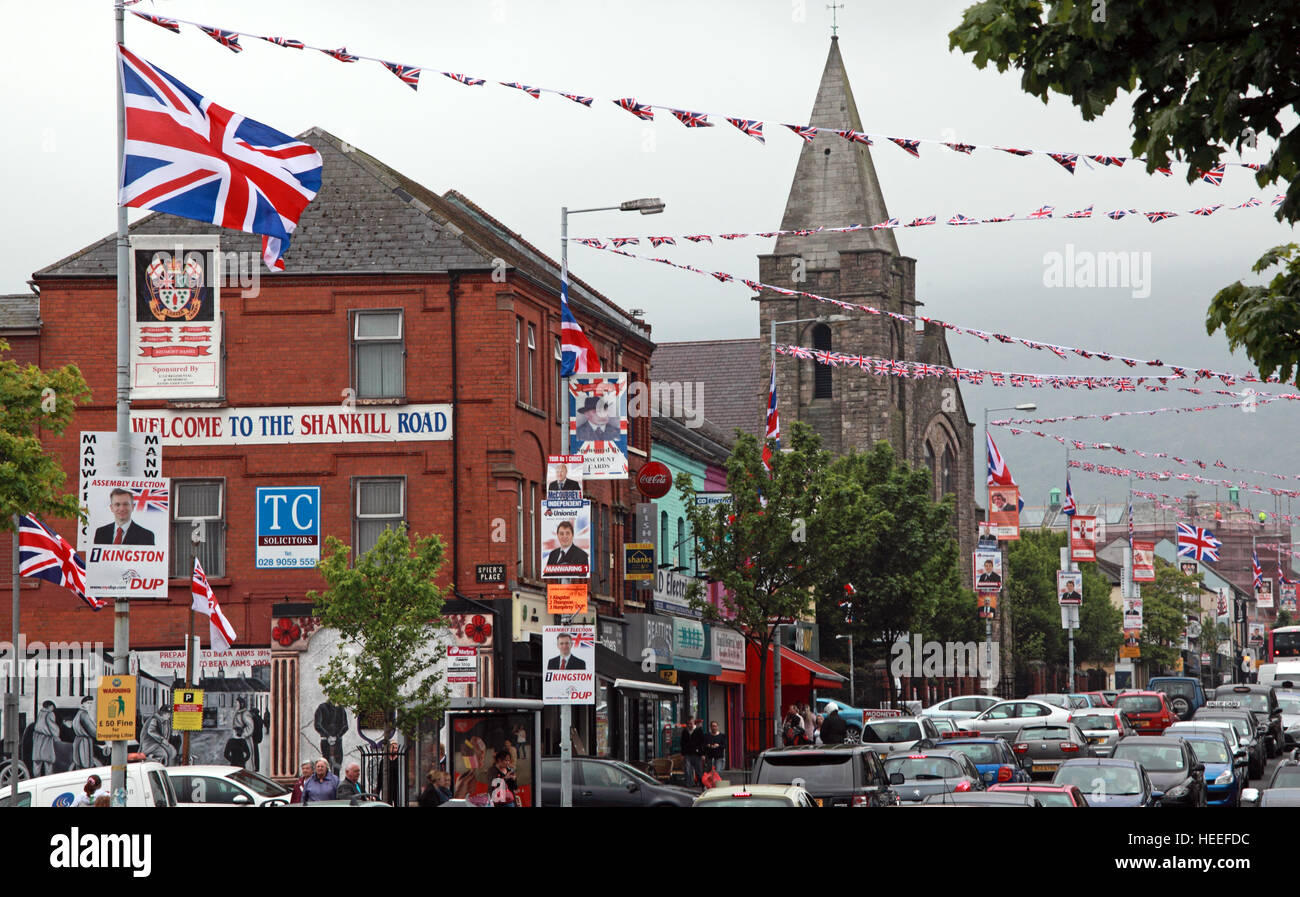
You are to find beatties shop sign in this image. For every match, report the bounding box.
[130,404,452,445]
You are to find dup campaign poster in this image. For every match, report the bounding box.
[568,374,628,480]
[129,235,221,400]
[541,498,591,580]
[85,479,170,600]
[542,625,595,704]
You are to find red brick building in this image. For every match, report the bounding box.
[0,128,655,781]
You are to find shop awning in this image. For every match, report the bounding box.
[595,645,684,695]
[671,656,722,676]
[752,644,845,690]
[612,678,683,695]
[715,669,746,685]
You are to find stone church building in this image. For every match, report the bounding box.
[653,37,979,581]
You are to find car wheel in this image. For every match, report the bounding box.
[845,726,861,744]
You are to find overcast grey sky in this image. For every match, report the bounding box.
[5,0,1297,521]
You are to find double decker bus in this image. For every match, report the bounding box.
[1267,625,1300,662]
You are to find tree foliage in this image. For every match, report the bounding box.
[1137,561,1200,672]
[307,525,449,799]
[949,1,1300,380]
[0,339,90,528]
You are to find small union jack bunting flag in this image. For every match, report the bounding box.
[574,239,606,249]
[669,109,711,127]
[648,236,676,247]
[1088,154,1125,166]
[889,137,921,158]
[199,26,243,53]
[834,129,872,145]
[1048,152,1079,173]
[383,63,421,90]
[1242,162,1262,171]
[132,11,181,33]
[906,216,936,227]
[719,233,748,240]
[560,93,594,106]
[1106,208,1137,220]
[711,271,733,283]
[1190,204,1223,216]
[1272,194,1286,206]
[784,124,818,143]
[1198,164,1226,186]
[1144,211,1177,222]
[501,82,541,98]
[982,214,1014,223]
[727,118,765,143]
[1065,205,1093,219]
[1028,205,1055,219]
[684,235,713,243]
[995,146,1033,156]
[1153,164,1173,176]
[614,98,654,120]
[610,237,639,247]
[1233,197,1262,209]
[443,72,485,86]
[943,142,976,154]
[322,47,359,62]
[261,36,305,49]
[870,218,900,229]
[947,213,978,225]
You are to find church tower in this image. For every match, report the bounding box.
[756,38,979,575]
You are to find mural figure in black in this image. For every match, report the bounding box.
[314,702,348,774]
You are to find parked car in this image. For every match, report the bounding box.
[1012,723,1094,778]
[751,744,901,807]
[0,760,175,808]
[538,757,696,807]
[1175,733,1247,807]
[1190,709,1265,779]
[1239,749,1300,806]
[1080,691,1112,708]
[1069,709,1136,757]
[940,737,1030,786]
[858,717,941,756]
[919,790,1042,806]
[920,695,1003,721]
[962,699,1073,739]
[1114,690,1178,735]
[1148,676,1208,720]
[1111,736,1207,807]
[168,765,292,807]
[1051,758,1160,807]
[1027,693,1086,710]
[988,783,1089,806]
[693,784,817,807]
[1208,684,1284,757]
[1066,693,1101,709]
[883,749,985,803]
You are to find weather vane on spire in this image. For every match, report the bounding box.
[828,2,844,37]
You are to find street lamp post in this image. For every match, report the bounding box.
[557,197,662,808]
[982,403,1036,696]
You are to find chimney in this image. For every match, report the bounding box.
[1184,491,1198,518]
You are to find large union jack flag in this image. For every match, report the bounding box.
[1062,476,1077,516]
[560,287,598,377]
[384,63,422,90]
[1254,552,1264,590]
[763,361,780,472]
[1177,523,1221,562]
[118,46,323,271]
[18,515,105,611]
[987,432,1024,511]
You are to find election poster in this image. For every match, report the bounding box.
[77,430,162,552]
[1057,571,1084,606]
[129,235,222,400]
[1256,578,1274,610]
[1132,540,1155,582]
[546,454,584,499]
[1281,582,1297,614]
[1070,515,1097,562]
[1122,597,1144,629]
[1248,623,1266,649]
[983,486,1020,540]
[977,592,997,618]
[568,374,628,480]
[85,479,170,600]
[974,550,1003,594]
[542,625,595,704]
[541,498,591,579]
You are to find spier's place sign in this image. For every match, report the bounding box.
[130,404,452,445]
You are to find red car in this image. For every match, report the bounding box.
[1080,691,1111,708]
[988,783,1089,807]
[1113,690,1177,735]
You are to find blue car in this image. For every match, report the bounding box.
[1179,733,1246,807]
[939,738,1030,786]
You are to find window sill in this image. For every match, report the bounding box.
[516,401,547,420]
[169,400,228,409]
[356,396,405,405]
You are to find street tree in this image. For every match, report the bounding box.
[678,421,830,749]
[1137,562,1200,673]
[0,339,90,527]
[307,525,449,802]
[948,2,1300,381]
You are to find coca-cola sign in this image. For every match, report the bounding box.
[636,462,673,499]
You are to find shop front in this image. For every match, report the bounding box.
[623,612,686,764]
[710,625,747,771]
[743,642,845,762]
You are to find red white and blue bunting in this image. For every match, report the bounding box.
[1070,460,1300,499]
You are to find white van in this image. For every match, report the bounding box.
[1258,661,1300,687]
[0,761,176,807]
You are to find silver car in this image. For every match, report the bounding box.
[921,695,1003,721]
[963,700,1074,739]
[1069,709,1136,757]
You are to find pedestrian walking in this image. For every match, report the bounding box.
[336,762,365,799]
[704,720,726,773]
[301,758,339,804]
[419,770,452,807]
[681,718,705,786]
[289,761,312,803]
[820,703,848,744]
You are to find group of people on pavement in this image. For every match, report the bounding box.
[291,758,368,803]
[678,718,727,788]
[783,702,848,746]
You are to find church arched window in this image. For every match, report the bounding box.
[812,323,832,399]
[924,440,936,491]
[942,444,957,496]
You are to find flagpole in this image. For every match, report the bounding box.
[111,3,133,808]
[7,515,19,806]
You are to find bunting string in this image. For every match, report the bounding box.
[122,5,1269,182]
[590,243,1289,386]
[774,345,1300,397]
[993,424,1300,482]
[1069,459,1300,499]
[575,195,1285,245]
[989,399,1281,426]
[1133,491,1300,527]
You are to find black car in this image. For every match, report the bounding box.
[538,758,696,807]
[752,744,902,807]
[1240,749,1300,806]
[1208,685,1284,757]
[1111,737,1207,807]
[1192,707,1266,778]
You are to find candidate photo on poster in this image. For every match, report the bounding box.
[547,458,583,494]
[541,502,591,579]
[546,631,587,670]
[93,487,156,545]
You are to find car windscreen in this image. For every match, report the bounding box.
[1054,765,1141,795]
[1114,743,1187,772]
[1186,740,1230,764]
[759,754,853,788]
[230,769,291,797]
[1072,714,1118,730]
[697,797,795,807]
[1029,695,1067,708]
[862,721,920,743]
[1034,791,1077,807]
[1018,726,1071,740]
[1198,715,1252,738]
[1116,695,1162,714]
[1232,693,1272,714]
[883,757,962,779]
[945,742,1000,764]
[1153,680,1195,698]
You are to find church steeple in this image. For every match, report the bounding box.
[773,38,897,268]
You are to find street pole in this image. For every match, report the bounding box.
[773,623,783,745]
[847,636,854,706]
[559,205,573,809]
[983,408,993,696]
[7,516,18,805]
[111,2,133,808]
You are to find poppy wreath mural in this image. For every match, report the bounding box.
[466,615,492,644]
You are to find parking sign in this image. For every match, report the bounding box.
[255,487,321,569]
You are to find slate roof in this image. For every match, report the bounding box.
[651,339,766,441]
[0,293,39,330]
